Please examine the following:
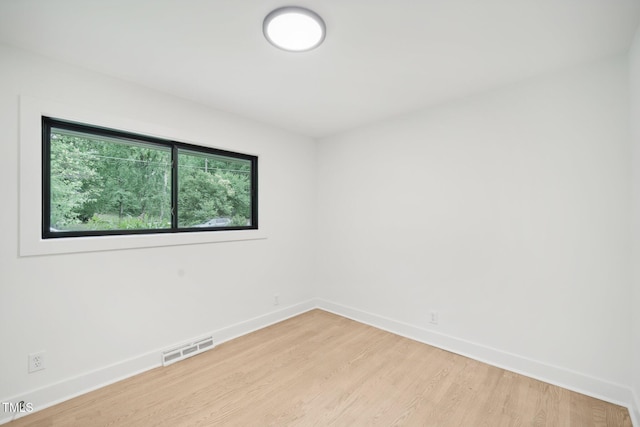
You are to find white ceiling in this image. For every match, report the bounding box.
[1,0,639,138]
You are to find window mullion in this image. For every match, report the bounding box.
[171,145,179,230]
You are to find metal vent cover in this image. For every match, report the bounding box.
[162,335,214,366]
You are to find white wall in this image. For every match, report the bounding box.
[630,24,640,423]
[0,45,317,413]
[317,57,633,402]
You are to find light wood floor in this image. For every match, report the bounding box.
[7,309,631,426]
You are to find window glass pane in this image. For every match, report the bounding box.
[49,128,172,232]
[178,149,252,228]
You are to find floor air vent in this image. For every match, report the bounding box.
[162,336,214,366]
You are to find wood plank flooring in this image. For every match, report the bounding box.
[6,309,632,426]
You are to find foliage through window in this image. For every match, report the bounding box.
[43,117,257,238]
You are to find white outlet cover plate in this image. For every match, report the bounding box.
[28,351,46,373]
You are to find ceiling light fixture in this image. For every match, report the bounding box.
[263,7,325,52]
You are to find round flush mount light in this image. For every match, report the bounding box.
[263,6,326,52]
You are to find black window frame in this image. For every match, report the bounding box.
[42,117,258,239]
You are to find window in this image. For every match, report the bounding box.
[42,117,258,239]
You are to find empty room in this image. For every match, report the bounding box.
[1,0,640,425]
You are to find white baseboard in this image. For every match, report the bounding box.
[631,387,640,427]
[0,299,317,425]
[315,298,637,421]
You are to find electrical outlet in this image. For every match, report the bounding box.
[429,311,439,325]
[274,294,279,306]
[28,352,46,373]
